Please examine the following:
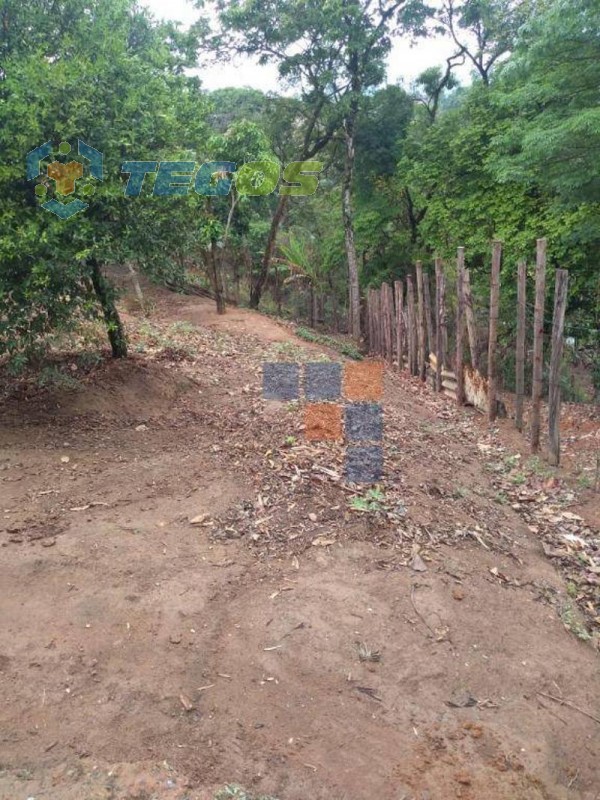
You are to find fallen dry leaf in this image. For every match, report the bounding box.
[312,535,336,547]
[190,513,210,525]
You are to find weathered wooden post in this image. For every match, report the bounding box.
[531,238,547,452]
[416,261,427,381]
[435,258,446,392]
[382,282,394,365]
[407,276,418,376]
[548,269,569,466]
[515,260,527,432]
[456,248,466,406]
[464,269,480,371]
[423,272,434,360]
[375,288,381,356]
[488,240,502,423]
[394,280,404,371]
[366,289,373,353]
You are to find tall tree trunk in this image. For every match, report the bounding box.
[89,258,127,358]
[250,194,289,309]
[128,262,145,310]
[233,255,241,305]
[207,241,226,315]
[342,102,360,340]
[274,265,283,315]
[204,198,226,315]
[329,275,340,332]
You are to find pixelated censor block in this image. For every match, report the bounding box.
[305,362,342,401]
[262,362,300,400]
[304,403,343,441]
[345,445,383,483]
[345,403,383,442]
[343,361,384,401]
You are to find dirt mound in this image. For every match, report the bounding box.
[0,359,198,425]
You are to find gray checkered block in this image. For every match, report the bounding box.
[305,361,342,401]
[345,446,383,484]
[262,362,300,400]
[345,403,383,442]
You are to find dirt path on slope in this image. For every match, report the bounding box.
[0,288,599,800]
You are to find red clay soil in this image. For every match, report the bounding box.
[0,287,598,800]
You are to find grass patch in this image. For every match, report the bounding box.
[349,487,386,513]
[37,366,82,392]
[294,326,363,360]
[559,601,592,642]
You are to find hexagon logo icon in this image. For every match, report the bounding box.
[27,139,103,219]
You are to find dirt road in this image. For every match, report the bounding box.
[1,288,598,800]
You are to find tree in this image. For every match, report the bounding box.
[0,0,208,365]
[492,0,600,206]
[210,0,426,334]
[435,0,531,85]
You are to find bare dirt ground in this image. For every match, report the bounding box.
[1,285,599,800]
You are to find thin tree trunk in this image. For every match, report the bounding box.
[204,198,226,315]
[250,194,289,309]
[207,242,226,314]
[233,256,241,305]
[342,119,361,339]
[89,258,127,358]
[310,284,318,327]
[330,275,340,333]
[128,263,145,309]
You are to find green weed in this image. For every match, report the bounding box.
[349,487,386,513]
[560,601,592,642]
[37,366,81,392]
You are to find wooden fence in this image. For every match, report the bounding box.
[366,239,570,466]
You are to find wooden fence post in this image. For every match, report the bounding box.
[435,258,446,392]
[407,276,417,376]
[379,285,386,361]
[372,288,378,355]
[456,248,466,406]
[488,240,502,423]
[548,269,569,466]
[381,284,388,361]
[515,260,527,432]
[394,280,404,371]
[531,238,547,452]
[423,272,434,360]
[367,287,373,353]
[371,288,378,355]
[464,269,480,371]
[388,283,395,364]
[416,261,427,381]
[382,283,394,365]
